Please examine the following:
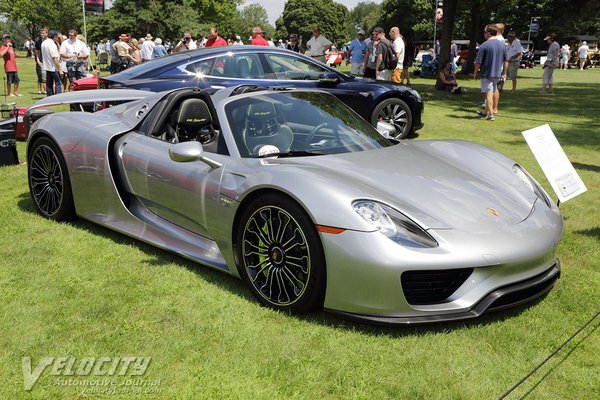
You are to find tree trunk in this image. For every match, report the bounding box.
[439,0,458,65]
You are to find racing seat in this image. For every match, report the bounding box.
[243,102,293,156]
[167,98,217,149]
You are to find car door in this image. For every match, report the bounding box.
[260,52,367,114]
[116,132,225,238]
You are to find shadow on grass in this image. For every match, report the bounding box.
[16,191,559,336]
[572,162,600,173]
[574,227,600,241]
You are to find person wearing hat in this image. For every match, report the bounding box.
[506,32,523,92]
[0,34,21,96]
[41,30,64,96]
[141,33,155,62]
[347,30,366,76]
[306,26,332,63]
[233,35,244,46]
[578,41,589,70]
[286,34,302,53]
[251,26,268,46]
[541,33,560,94]
[113,33,131,57]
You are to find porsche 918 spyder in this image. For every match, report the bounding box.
[26,86,563,324]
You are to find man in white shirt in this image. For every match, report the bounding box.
[578,41,589,70]
[306,26,332,63]
[506,32,523,92]
[141,34,155,62]
[389,27,404,83]
[42,30,63,96]
[60,29,89,83]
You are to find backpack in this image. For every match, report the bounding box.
[379,38,398,70]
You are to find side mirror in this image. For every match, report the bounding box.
[376,121,396,139]
[169,141,222,169]
[318,73,339,84]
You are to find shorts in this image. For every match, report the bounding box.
[350,61,363,76]
[36,63,45,83]
[542,66,555,85]
[376,69,390,81]
[391,68,402,83]
[6,72,19,85]
[507,61,519,80]
[481,77,501,93]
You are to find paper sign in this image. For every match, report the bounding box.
[522,124,587,203]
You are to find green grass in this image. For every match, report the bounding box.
[1,54,599,399]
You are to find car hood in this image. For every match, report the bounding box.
[269,141,537,231]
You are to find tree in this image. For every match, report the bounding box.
[348,1,381,34]
[378,0,433,40]
[275,0,348,47]
[86,0,242,43]
[234,3,274,40]
[0,0,83,39]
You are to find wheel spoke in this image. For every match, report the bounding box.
[242,204,312,306]
[30,145,64,217]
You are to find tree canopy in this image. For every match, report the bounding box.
[0,0,597,51]
[275,0,349,47]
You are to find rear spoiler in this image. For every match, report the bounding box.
[26,89,151,112]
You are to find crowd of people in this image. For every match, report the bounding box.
[1,23,595,103]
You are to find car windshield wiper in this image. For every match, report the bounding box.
[256,150,324,158]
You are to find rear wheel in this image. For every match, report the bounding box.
[371,98,413,139]
[28,137,75,221]
[236,194,326,314]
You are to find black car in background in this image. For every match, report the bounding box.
[95,46,424,138]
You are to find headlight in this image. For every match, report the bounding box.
[513,164,552,208]
[352,200,438,248]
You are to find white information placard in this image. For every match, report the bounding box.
[522,124,587,203]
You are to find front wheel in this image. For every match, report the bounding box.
[28,136,75,221]
[371,98,413,139]
[236,194,326,314]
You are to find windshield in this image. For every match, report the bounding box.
[225,91,392,158]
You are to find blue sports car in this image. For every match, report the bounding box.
[95,46,423,139]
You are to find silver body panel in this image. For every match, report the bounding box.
[26,88,563,323]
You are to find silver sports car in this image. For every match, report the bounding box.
[27,86,563,324]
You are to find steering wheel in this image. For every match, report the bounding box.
[306,122,328,146]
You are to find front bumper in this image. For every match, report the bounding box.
[327,261,560,325]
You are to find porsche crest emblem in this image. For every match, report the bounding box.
[486,208,499,217]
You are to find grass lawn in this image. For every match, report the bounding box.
[1,53,598,399]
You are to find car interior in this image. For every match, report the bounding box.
[150,91,228,155]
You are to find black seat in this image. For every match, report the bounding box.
[173,98,217,146]
[243,102,293,155]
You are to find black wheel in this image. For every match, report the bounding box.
[28,136,75,221]
[236,194,326,314]
[370,98,413,139]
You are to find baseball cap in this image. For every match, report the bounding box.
[357,29,365,35]
[235,35,241,40]
[373,27,384,34]
[2,34,10,39]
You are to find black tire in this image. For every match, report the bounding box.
[370,98,413,139]
[28,136,76,221]
[236,194,326,314]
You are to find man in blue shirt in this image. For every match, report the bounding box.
[347,30,366,76]
[473,25,508,121]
